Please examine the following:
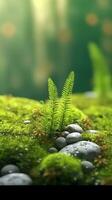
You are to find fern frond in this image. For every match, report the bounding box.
[41,103,51,133]
[59,71,75,130]
[42,71,75,135]
[58,96,71,130]
[47,78,58,135]
[48,78,58,100]
[62,71,75,97]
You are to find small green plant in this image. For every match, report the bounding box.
[57,71,75,130]
[88,43,112,99]
[47,78,58,133]
[42,71,75,136]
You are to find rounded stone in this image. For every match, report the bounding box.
[66,132,82,144]
[1,165,20,176]
[86,130,98,134]
[60,141,101,161]
[84,91,97,98]
[55,137,67,149]
[65,124,83,133]
[48,147,58,153]
[81,161,95,173]
[61,131,70,137]
[23,120,31,124]
[0,173,32,185]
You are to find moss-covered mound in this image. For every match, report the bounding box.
[0,95,43,136]
[72,94,112,185]
[0,95,112,185]
[0,135,47,174]
[0,95,86,184]
[0,95,86,136]
[32,153,83,185]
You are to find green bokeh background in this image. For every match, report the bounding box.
[0,0,112,100]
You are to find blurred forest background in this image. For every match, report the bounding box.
[0,0,112,100]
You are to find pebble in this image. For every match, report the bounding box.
[61,131,70,137]
[1,164,20,176]
[66,132,82,144]
[48,147,58,153]
[24,120,31,124]
[55,137,67,149]
[86,130,98,134]
[0,173,32,185]
[81,161,95,172]
[60,141,101,161]
[65,124,83,133]
[85,91,97,98]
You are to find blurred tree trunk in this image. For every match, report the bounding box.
[0,0,36,97]
[0,0,112,99]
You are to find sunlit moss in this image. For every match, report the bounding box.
[0,135,47,174]
[0,94,112,185]
[0,95,43,136]
[33,153,83,185]
[72,94,112,185]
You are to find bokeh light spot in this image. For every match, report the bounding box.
[57,28,73,43]
[1,22,16,38]
[97,0,109,8]
[85,13,99,26]
[102,20,112,36]
[33,63,53,87]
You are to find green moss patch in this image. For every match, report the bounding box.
[0,94,112,185]
[72,94,112,184]
[32,153,83,185]
[0,95,42,136]
[0,135,47,174]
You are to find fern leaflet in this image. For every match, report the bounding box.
[59,71,75,130]
[47,78,58,135]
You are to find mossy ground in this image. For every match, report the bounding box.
[32,153,83,185]
[0,94,112,185]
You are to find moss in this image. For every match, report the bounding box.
[33,153,83,185]
[83,106,112,133]
[0,95,85,137]
[0,94,112,185]
[72,94,112,110]
[71,94,112,185]
[0,95,43,136]
[67,105,86,125]
[0,135,47,174]
[93,134,112,185]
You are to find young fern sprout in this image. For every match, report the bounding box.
[48,78,58,134]
[88,43,112,99]
[58,71,75,131]
[43,71,75,136]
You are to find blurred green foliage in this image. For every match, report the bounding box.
[0,0,112,99]
[88,43,112,99]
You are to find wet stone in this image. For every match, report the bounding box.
[61,131,70,137]
[48,147,58,153]
[86,130,98,134]
[0,173,32,185]
[84,91,97,98]
[66,132,82,144]
[55,137,67,150]
[60,141,101,161]
[23,120,31,124]
[81,161,95,173]
[65,124,83,133]
[1,165,20,176]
